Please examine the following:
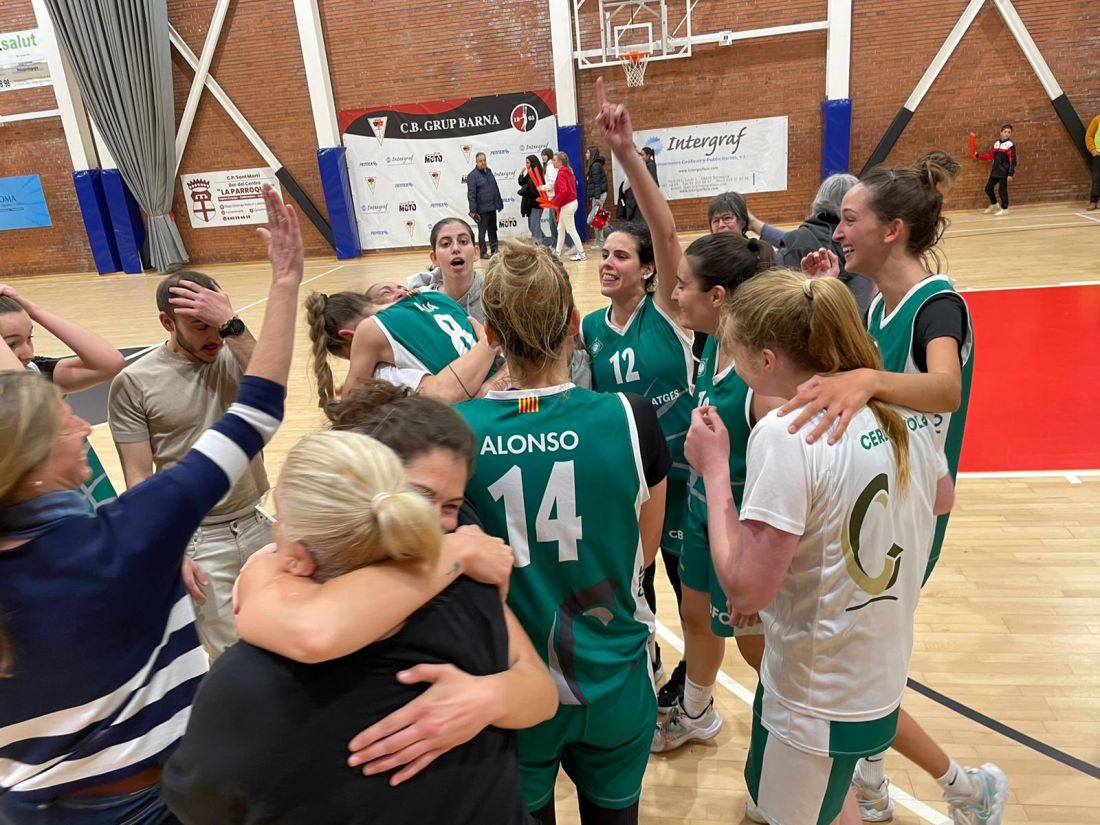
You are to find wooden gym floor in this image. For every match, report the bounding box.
[9,201,1100,823]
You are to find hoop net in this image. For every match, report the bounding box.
[621,51,651,87]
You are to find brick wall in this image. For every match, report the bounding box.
[3,0,1096,277]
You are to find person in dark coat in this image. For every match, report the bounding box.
[519,155,548,246]
[467,152,505,259]
[747,174,875,318]
[641,146,659,186]
[585,148,609,247]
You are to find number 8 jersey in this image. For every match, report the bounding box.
[457,384,671,706]
[372,291,485,375]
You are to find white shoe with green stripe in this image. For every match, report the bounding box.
[947,763,1008,825]
[854,777,894,821]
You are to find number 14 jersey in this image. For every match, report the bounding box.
[457,384,669,706]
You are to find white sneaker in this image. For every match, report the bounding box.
[946,763,1008,825]
[569,252,587,261]
[650,698,722,752]
[745,799,769,823]
[854,778,895,821]
[983,204,999,214]
[993,208,1009,217]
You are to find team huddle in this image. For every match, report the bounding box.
[0,82,1006,825]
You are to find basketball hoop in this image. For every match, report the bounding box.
[620,51,651,87]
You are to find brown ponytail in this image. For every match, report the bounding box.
[722,269,911,492]
[859,151,959,274]
[304,291,377,408]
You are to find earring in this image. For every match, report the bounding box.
[30,480,44,488]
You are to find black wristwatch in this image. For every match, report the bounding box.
[218,316,245,338]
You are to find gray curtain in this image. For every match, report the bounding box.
[45,0,187,271]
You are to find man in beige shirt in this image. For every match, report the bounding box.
[109,271,267,659]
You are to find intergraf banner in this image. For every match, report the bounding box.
[340,90,558,250]
[631,116,789,200]
[179,168,281,228]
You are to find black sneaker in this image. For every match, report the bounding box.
[650,638,664,683]
[657,659,687,713]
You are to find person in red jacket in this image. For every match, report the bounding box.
[551,152,587,261]
[976,124,1017,216]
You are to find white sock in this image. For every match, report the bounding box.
[936,760,973,800]
[856,754,887,788]
[682,676,713,717]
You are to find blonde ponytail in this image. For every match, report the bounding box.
[481,239,574,383]
[275,431,441,580]
[724,270,910,492]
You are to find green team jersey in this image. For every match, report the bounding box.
[373,291,482,375]
[79,443,117,513]
[456,384,652,706]
[867,274,975,574]
[26,360,116,513]
[688,336,753,517]
[581,294,694,482]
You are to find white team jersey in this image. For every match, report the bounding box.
[741,406,948,726]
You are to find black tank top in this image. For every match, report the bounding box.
[163,577,528,825]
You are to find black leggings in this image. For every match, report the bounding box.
[642,549,685,619]
[532,798,639,825]
[985,175,1009,208]
[1090,155,1100,203]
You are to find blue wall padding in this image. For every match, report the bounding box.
[101,169,145,273]
[317,147,361,259]
[72,170,121,275]
[557,124,587,241]
[821,98,853,180]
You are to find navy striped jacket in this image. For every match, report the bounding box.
[0,376,284,801]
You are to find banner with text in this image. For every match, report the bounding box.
[180,168,280,228]
[340,90,558,249]
[632,116,788,200]
[0,174,51,230]
[0,29,49,92]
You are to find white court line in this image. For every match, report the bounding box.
[1075,212,1100,224]
[234,264,345,313]
[958,469,1100,482]
[947,207,1090,222]
[948,220,1099,237]
[958,280,1100,293]
[653,621,952,825]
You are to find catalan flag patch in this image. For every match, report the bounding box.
[518,396,539,414]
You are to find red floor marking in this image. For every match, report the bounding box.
[961,284,1100,472]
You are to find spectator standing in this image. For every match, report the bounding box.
[467,152,504,259]
[642,146,659,186]
[976,124,1017,216]
[585,147,609,248]
[1086,112,1099,210]
[551,152,587,262]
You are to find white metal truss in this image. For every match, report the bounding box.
[174,0,232,175]
[904,0,1063,112]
